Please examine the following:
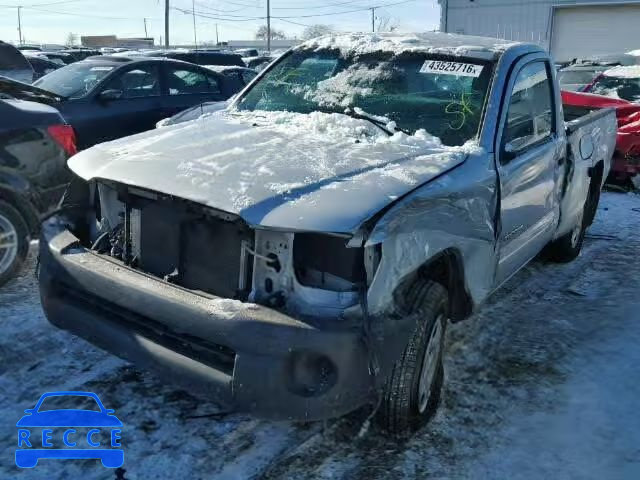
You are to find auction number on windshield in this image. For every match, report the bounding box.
[420,61,484,77]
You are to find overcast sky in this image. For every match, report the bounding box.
[0,0,440,46]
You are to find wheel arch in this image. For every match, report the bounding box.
[392,248,474,322]
[0,184,40,235]
[585,159,605,226]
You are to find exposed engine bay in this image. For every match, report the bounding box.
[78,181,377,319]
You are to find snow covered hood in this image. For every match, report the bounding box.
[69,110,478,234]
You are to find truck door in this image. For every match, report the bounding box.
[495,59,564,284]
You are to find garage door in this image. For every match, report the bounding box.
[550,4,640,62]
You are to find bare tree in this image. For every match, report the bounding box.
[65,32,78,47]
[376,14,399,33]
[255,26,286,41]
[301,24,334,40]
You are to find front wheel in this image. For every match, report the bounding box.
[378,280,448,434]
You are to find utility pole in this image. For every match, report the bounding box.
[191,0,197,50]
[266,0,271,52]
[164,0,169,48]
[215,23,219,46]
[370,7,375,33]
[143,18,148,38]
[17,7,23,45]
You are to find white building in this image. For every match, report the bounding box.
[438,0,640,62]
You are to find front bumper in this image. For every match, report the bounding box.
[38,220,373,421]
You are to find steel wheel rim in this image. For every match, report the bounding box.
[418,314,444,414]
[0,213,18,276]
[571,210,584,248]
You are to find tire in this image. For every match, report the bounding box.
[544,207,586,263]
[584,176,601,227]
[378,280,448,434]
[0,199,30,287]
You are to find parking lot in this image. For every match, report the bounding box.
[1,190,639,479]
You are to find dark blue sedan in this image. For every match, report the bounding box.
[33,56,245,149]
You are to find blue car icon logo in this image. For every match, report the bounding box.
[16,391,123,468]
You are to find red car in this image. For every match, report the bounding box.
[562,90,640,184]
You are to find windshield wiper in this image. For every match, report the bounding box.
[340,108,411,136]
[340,108,393,136]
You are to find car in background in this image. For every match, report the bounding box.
[38,51,75,65]
[563,89,640,185]
[100,47,129,54]
[0,40,34,83]
[558,63,608,92]
[204,65,258,87]
[584,65,640,103]
[32,56,242,149]
[16,45,41,51]
[0,89,76,286]
[61,48,102,62]
[244,55,275,71]
[156,66,257,127]
[558,55,638,92]
[25,55,61,80]
[234,48,260,57]
[143,49,245,67]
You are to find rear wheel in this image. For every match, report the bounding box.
[0,200,29,287]
[378,280,448,434]
[544,208,586,263]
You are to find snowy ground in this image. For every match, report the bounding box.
[1,191,639,480]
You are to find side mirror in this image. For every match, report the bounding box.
[98,89,123,102]
[504,141,518,155]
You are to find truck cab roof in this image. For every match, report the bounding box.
[297,32,537,61]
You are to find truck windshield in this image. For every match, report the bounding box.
[235,49,493,146]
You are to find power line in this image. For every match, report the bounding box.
[24,6,158,20]
[273,0,418,19]
[174,0,418,22]
[192,0,252,14]
[272,0,372,10]
[0,0,89,7]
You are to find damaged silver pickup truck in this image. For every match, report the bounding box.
[39,33,616,433]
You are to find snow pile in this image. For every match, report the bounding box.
[302,62,396,107]
[300,32,519,59]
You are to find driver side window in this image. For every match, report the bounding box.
[102,65,161,99]
[502,61,554,160]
